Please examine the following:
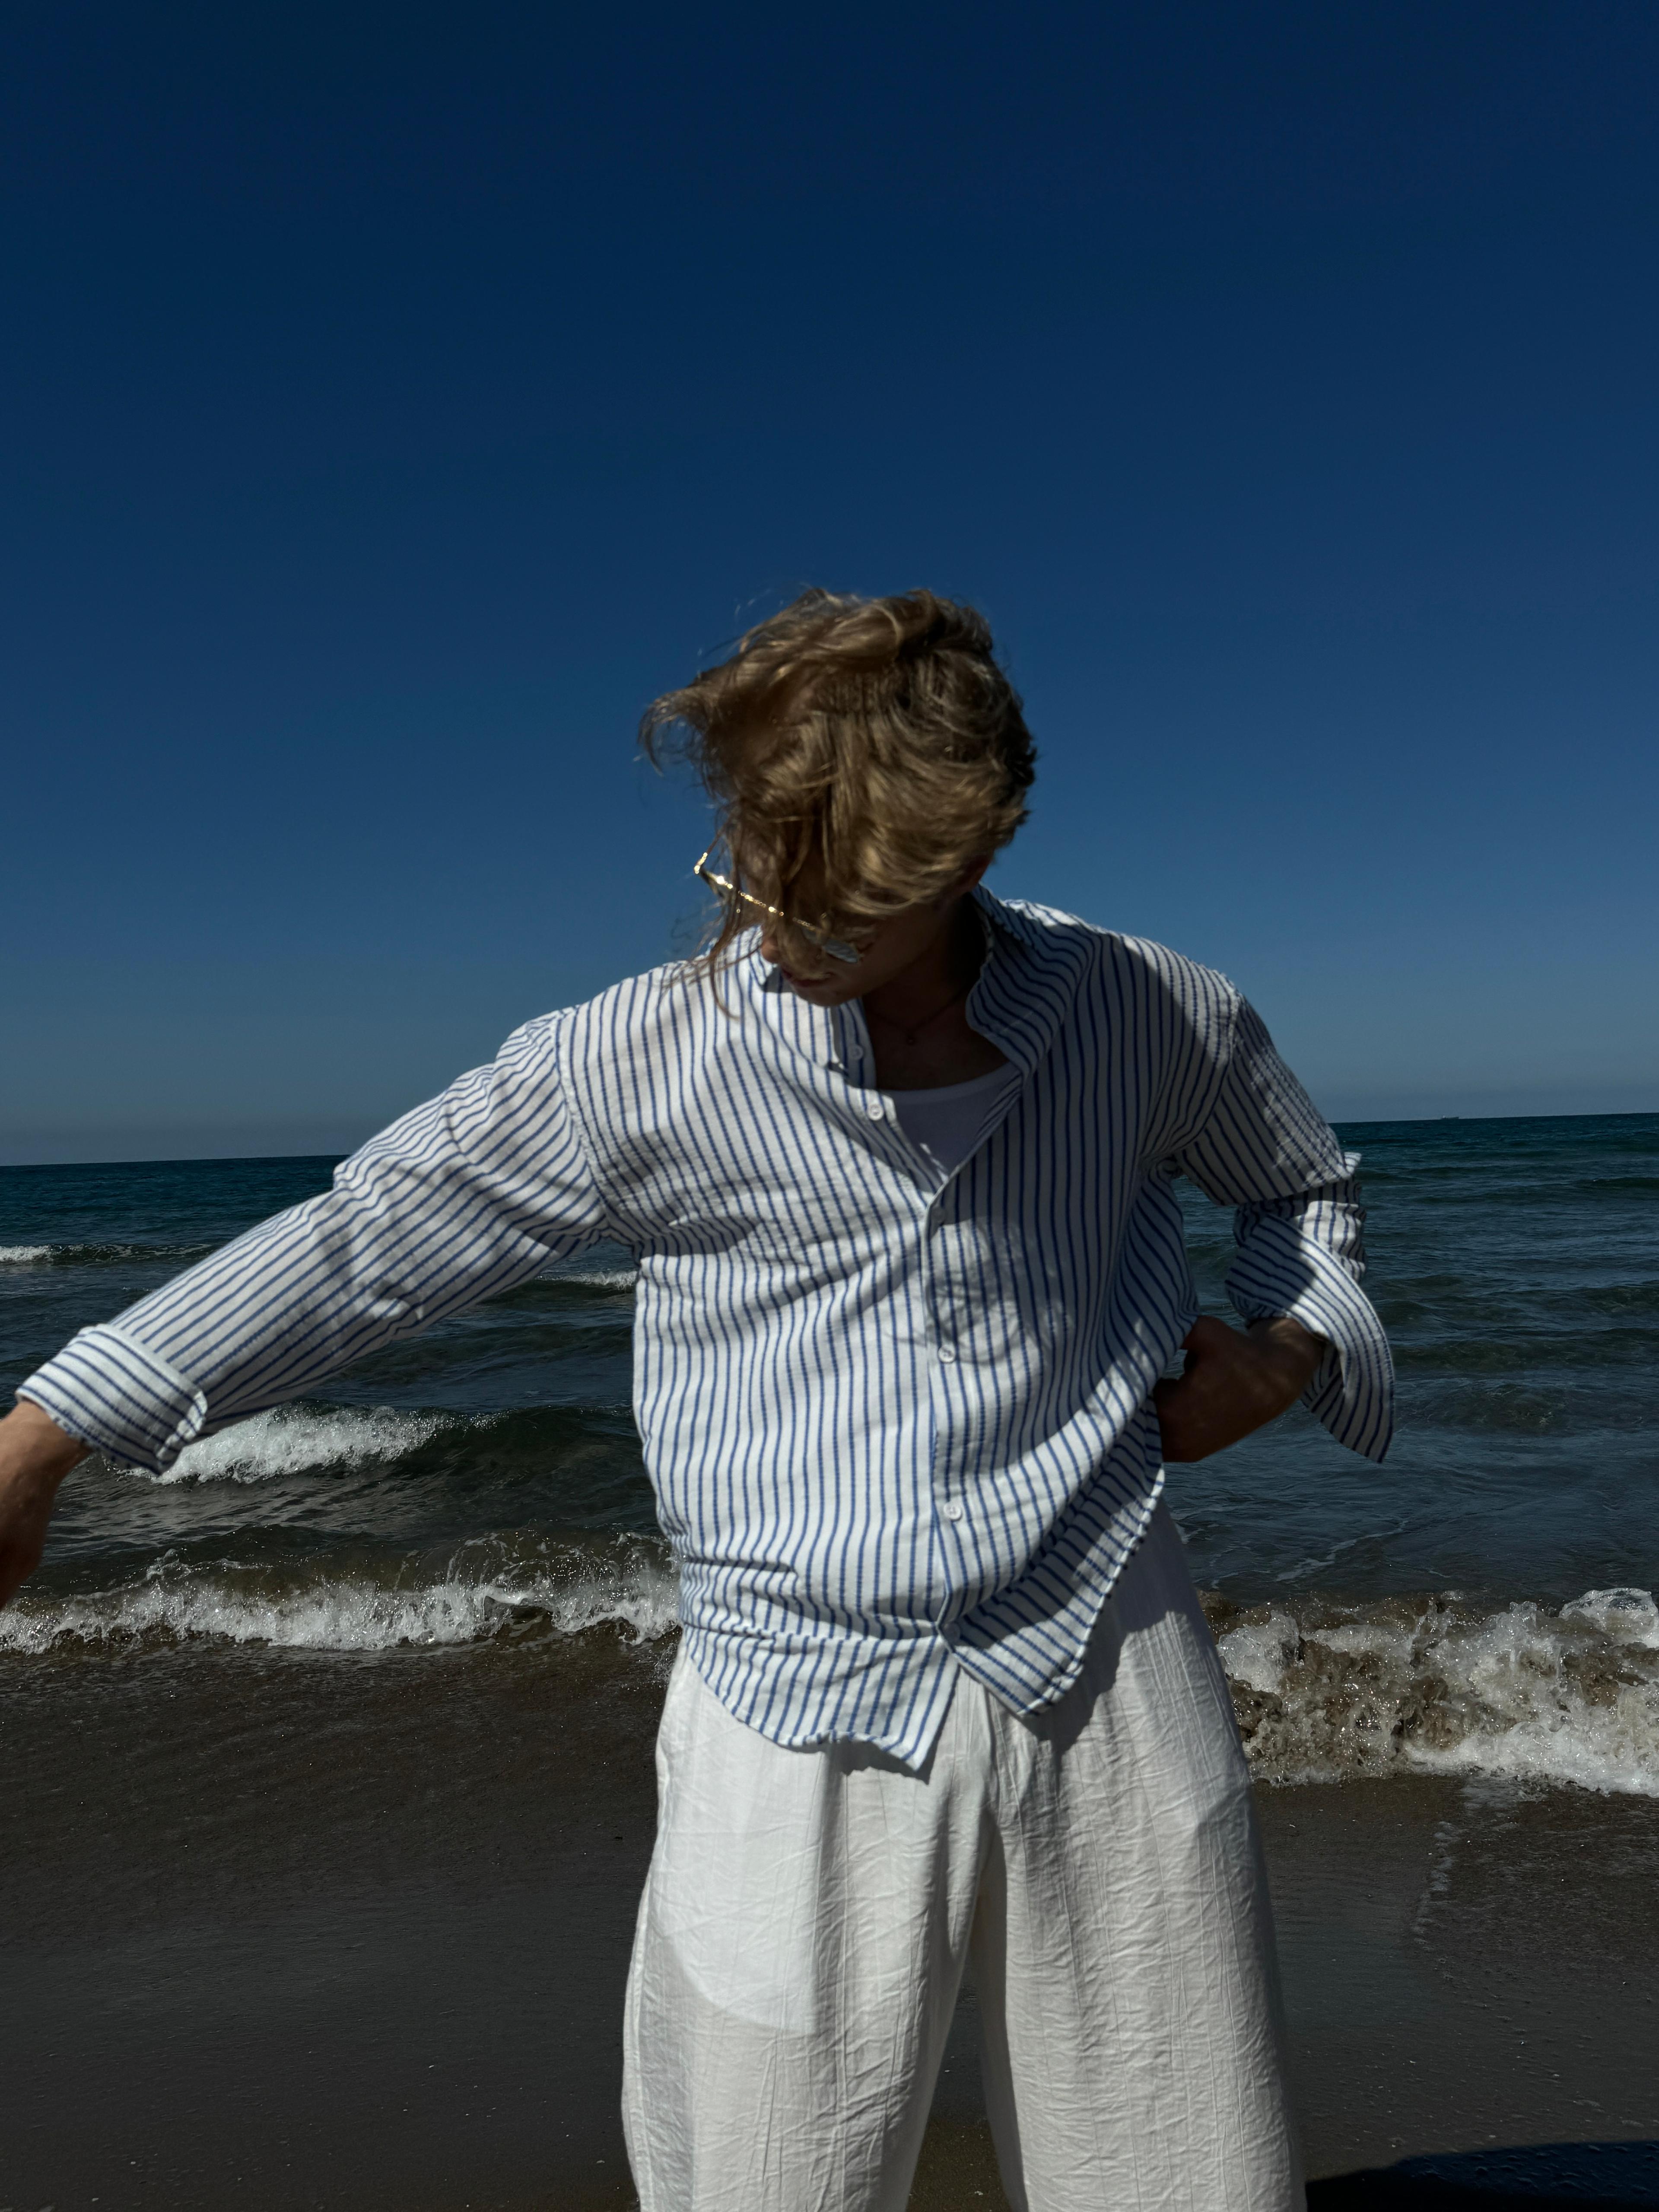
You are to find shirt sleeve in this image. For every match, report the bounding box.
[18,1011,613,1473]
[1173,991,1395,1462]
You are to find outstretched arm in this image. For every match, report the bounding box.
[3,1010,610,1602]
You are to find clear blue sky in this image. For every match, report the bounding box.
[4,2,1656,1163]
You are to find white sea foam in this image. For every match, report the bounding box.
[1215,1586,1659,1796]
[1559,1586,1659,1646]
[13,1528,1659,1796]
[1213,1612,1300,1694]
[0,1244,53,1262]
[140,1405,455,1485]
[554,1267,639,1291]
[0,1542,680,1656]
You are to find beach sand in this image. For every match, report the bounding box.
[6,1640,1659,2209]
[913,1775,1659,2209]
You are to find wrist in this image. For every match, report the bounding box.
[1247,1316,1328,1397]
[3,1398,92,1487]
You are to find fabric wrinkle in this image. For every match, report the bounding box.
[622,1506,1301,2212]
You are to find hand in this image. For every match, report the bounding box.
[0,1400,89,1607]
[1153,1315,1328,1464]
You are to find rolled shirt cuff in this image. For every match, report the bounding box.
[18,1326,210,1473]
[1225,1223,1395,1463]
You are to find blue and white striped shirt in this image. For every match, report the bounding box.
[22,891,1393,1764]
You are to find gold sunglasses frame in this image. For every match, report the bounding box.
[693,848,862,964]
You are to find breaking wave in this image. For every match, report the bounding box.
[0,1241,216,1266]
[1208,1585,1659,1796]
[138,1403,464,1485]
[11,1530,1659,1797]
[0,1536,679,1656]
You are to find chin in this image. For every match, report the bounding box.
[781,968,853,1002]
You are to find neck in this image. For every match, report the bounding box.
[860,898,1008,1090]
[861,898,981,1032]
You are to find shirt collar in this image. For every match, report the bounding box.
[964,886,1093,1076]
[734,887,1088,1081]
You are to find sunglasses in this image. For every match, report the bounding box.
[693,848,863,965]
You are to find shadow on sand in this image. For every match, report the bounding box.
[1308,2139,1659,2208]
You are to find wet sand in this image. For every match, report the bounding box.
[6,1640,1659,2209]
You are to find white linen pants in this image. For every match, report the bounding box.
[621,1506,1301,2212]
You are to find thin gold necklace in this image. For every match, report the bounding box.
[866,982,969,1049]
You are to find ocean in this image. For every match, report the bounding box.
[6,1113,1659,1791]
[5,1114,1659,2209]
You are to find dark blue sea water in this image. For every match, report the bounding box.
[4,1114,1658,1793]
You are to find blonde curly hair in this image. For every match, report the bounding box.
[641,588,1035,974]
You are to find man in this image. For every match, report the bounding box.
[0,589,1392,2211]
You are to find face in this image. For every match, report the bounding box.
[756,858,990,1006]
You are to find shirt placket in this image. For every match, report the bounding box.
[846,1014,1033,1624]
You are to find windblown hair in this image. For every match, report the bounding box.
[641,588,1035,975]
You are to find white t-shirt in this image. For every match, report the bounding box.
[887,1062,1021,1181]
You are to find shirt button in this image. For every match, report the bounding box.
[938,1345,957,1363]
[865,1100,886,1120]
[944,1501,964,1521]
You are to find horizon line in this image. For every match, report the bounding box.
[4,1103,1658,1174]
